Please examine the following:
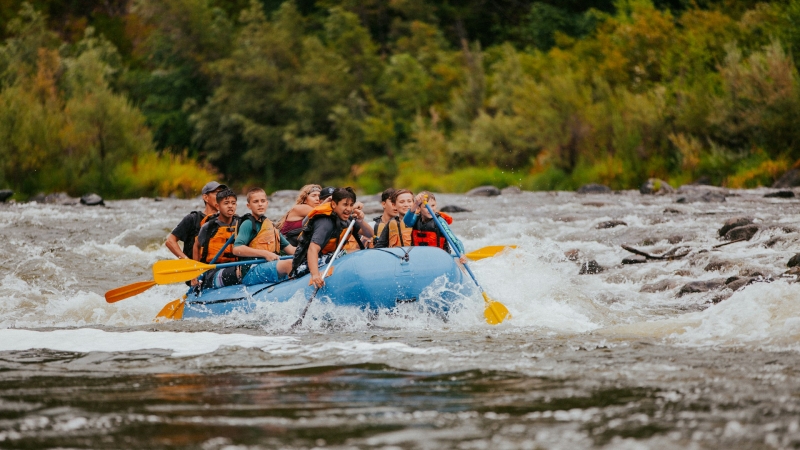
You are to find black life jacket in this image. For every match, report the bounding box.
[290,204,357,276]
[198,216,239,263]
[411,215,449,252]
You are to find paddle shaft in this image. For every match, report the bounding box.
[423,203,483,292]
[291,218,356,330]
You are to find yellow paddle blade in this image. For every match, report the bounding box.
[466,245,517,261]
[105,280,157,303]
[482,292,510,325]
[153,259,215,284]
[155,296,185,321]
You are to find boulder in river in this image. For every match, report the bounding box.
[772,169,800,188]
[596,220,627,229]
[677,279,726,297]
[465,185,501,197]
[270,190,300,199]
[764,190,795,198]
[640,279,680,293]
[788,253,800,268]
[725,276,756,291]
[724,224,759,241]
[718,217,754,237]
[577,184,612,194]
[80,193,105,206]
[639,178,674,195]
[501,186,522,195]
[578,260,604,275]
[622,256,647,265]
[0,189,13,203]
[440,205,471,213]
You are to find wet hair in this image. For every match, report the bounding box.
[295,184,321,205]
[216,188,237,203]
[246,187,266,202]
[380,188,396,203]
[417,191,435,201]
[391,189,414,204]
[331,187,356,204]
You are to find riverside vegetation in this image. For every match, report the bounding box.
[1,0,800,198]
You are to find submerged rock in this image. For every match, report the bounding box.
[440,205,471,213]
[577,184,612,194]
[0,189,13,203]
[564,249,581,261]
[579,260,604,275]
[80,193,105,206]
[718,217,754,237]
[772,169,800,188]
[677,279,726,297]
[596,220,627,229]
[465,185,501,197]
[640,178,674,195]
[622,256,647,265]
[663,207,683,214]
[704,259,735,272]
[501,186,522,195]
[764,190,795,198]
[676,190,726,203]
[32,192,78,205]
[724,224,759,241]
[640,279,680,293]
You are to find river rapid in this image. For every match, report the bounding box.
[1,189,800,449]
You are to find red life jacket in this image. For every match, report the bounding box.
[410,213,449,250]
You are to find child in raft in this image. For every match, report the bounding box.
[374,188,414,248]
[403,191,467,264]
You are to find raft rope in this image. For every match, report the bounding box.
[373,246,413,262]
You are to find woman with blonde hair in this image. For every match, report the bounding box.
[278,184,321,246]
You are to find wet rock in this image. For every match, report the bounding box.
[711,292,733,304]
[640,279,680,293]
[739,267,767,278]
[80,193,105,206]
[764,236,782,248]
[0,189,12,202]
[440,205,471,213]
[704,259,735,272]
[663,207,683,214]
[772,169,800,188]
[577,184,612,194]
[564,249,581,261]
[676,190,726,203]
[764,190,795,198]
[501,186,522,195]
[270,190,300,199]
[582,202,607,207]
[640,178,674,195]
[725,276,755,291]
[674,269,693,276]
[465,185,501,197]
[34,192,78,205]
[579,260,604,275]
[718,217,754,237]
[154,197,164,202]
[724,224,759,241]
[596,220,627,229]
[788,253,800,268]
[622,256,647,265]
[677,279,726,297]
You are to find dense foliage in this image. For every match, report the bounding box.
[1,0,799,196]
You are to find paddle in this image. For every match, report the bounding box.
[155,230,237,321]
[105,280,157,303]
[152,256,292,284]
[466,245,517,261]
[290,218,356,330]
[423,201,510,325]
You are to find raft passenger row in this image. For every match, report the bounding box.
[156,182,511,324]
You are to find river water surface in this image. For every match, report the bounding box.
[2,189,800,449]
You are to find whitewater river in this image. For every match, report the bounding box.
[2,188,800,449]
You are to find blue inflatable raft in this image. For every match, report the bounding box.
[181,247,475,319]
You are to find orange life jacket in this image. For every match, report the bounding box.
[198,217,238,263]
[373,216,407,248]
[238,214,281,254]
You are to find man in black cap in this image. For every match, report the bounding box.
[165,181,228,260]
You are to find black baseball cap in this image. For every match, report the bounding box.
[201,181,228,195]
[320,186,336,200]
